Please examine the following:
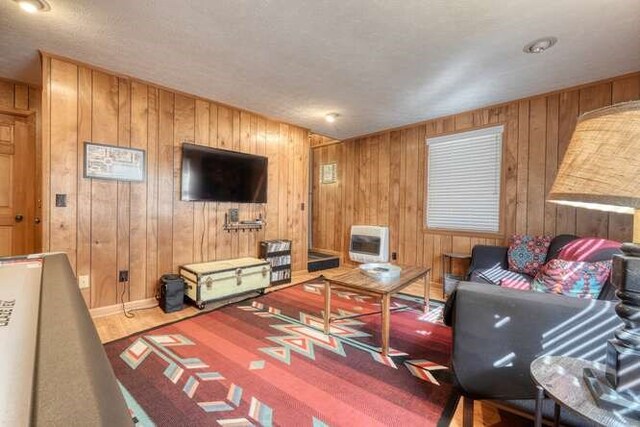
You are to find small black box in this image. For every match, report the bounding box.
[159,274,185,313]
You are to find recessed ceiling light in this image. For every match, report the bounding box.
[325,113,339,123]
[14,0,51,13]
[523,37,558,54]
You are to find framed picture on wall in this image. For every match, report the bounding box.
[320,163,337,184]
[84,142,146,182]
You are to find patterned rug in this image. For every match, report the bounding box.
[104,281,458,426]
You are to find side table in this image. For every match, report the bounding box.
[530,355,640,427]
[441,252,471,298]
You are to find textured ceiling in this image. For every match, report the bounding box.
[1,0,639,139]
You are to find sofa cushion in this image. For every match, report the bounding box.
[477,264,532,287]
[558,237,622,262]
[531,259,612,299]
[507,235,552,276]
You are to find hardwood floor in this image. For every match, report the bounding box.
[93,265,531,426]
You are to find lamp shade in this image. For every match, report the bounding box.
[548,100,640,214]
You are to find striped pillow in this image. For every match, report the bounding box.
[558,238,621,262]
[478,264,532,287]
[500,277,532,291]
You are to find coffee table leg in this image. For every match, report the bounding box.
[381,294,390,356]
[534,385,544,427]
[324,280,331,335]
[424,272,430,313]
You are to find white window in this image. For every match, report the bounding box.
[426,125,503,233]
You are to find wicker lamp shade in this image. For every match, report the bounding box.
[548,101,640,215]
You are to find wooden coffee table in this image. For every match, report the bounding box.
[320,265,431,356]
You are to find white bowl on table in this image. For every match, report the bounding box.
[358,263,402,281]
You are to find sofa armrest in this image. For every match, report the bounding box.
[451,282,620,400]
[468,245,509,277]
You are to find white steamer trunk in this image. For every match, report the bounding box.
[180,257,270,309]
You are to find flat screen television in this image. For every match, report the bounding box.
[180,143,268,203]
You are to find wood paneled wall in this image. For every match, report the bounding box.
[42,55,309,308]
[312,72,640,282]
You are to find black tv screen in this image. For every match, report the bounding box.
[180,143,268,203]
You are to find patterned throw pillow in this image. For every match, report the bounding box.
[531,259,612,299]
[507,235,552,276]
[558,237,621,262]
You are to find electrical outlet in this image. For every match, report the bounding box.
[78,275,90,289]
[55,194,67,207]
[118,270,129,283]
[391,252,397,261]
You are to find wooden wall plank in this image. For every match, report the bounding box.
[90,71,119,307]
[129,81,148,301]
[516,100,530,234]
[172,95,195,271]
[388,131,401,261]
[146,87,159,298]
[193,99,209,263]
[255,116,267,247]
[157,90,174,279]
[206,104,219,260]
[77,67,92,305]
[265,120,280,241]
[526,96,547,235]
[117,78,131,303]
[503,103,519,238]
[544,95,559,236]
[403,128,419,265]
[49,59,78,270]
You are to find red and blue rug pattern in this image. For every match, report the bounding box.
[104,281,458,426]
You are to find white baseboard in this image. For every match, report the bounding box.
[90,297,158,318]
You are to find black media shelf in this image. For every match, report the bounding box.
[271,278,292,286]
[260,240,292,285]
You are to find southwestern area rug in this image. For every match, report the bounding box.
[104,281,458,426]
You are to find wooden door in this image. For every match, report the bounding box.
[0,114,36,256]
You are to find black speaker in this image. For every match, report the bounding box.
[159,274,185,313]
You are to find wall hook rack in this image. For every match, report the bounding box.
[223,212,265,232]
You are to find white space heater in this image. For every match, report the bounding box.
[349,225,390,263]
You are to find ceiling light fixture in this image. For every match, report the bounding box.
[523,37,558,54]
[325,113,339,123]
[14,0,51,13]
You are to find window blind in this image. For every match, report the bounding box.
[426,125,503,233]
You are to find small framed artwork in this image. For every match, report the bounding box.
[320,163,337,184]
[84,142,146,182]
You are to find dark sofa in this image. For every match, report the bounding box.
[444,235,623,425]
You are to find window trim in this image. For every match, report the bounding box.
[423,124,506,238]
